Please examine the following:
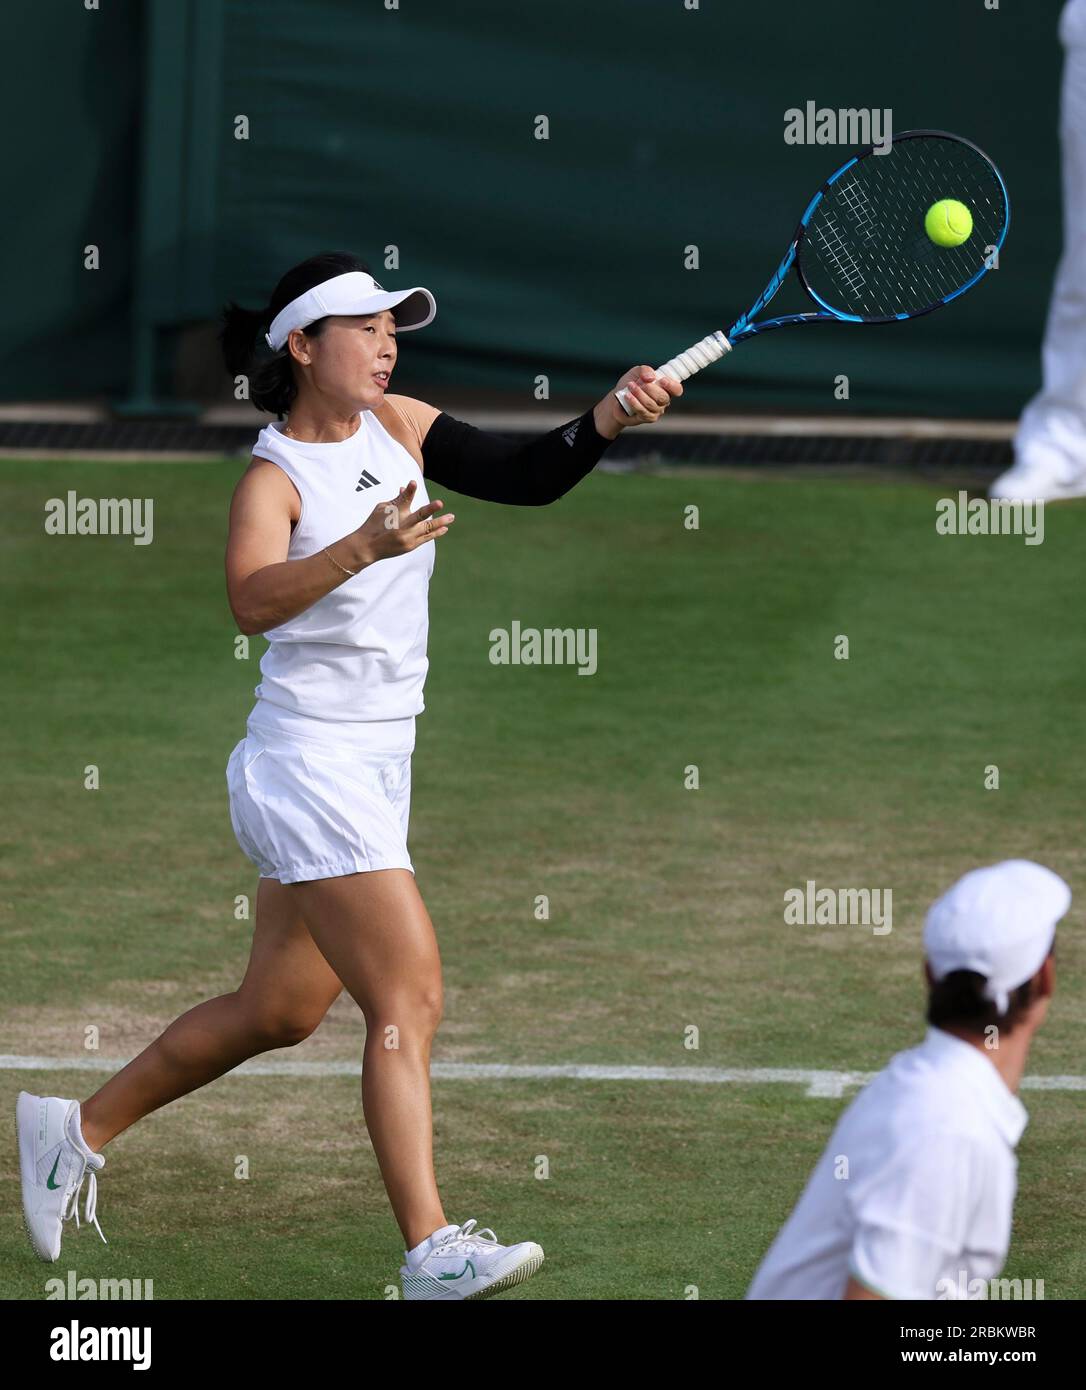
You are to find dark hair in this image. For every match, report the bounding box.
[220,251,373,418]
[927,955,1051,1038]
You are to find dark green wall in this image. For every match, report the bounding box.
[6,2,141,399]
[7,0,1066,417]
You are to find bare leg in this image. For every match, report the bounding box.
[287,868,446,1251]
[79,878,343,1150]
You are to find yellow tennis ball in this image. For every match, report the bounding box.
[925,199,973,247]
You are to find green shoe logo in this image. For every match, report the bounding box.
[46,1155,62,1190]
[437,1260,476,1281]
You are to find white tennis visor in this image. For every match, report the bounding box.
[264,271,436,351]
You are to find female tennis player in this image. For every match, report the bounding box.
[17,251,682,1300]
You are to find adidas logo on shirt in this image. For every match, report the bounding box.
[561,421,579,447]
[355,470,381,491]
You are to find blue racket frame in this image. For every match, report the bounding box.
[726,128,1011,343]
[614,129,1011,415]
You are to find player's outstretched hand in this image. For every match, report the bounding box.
[593,365,683,438]
[354,480,454,566]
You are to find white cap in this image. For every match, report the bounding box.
[924,859,1070,1013]
[265,271,436,351]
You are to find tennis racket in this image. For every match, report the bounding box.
[616,129,1010,413]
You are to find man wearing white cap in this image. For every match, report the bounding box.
[747,860,1070,1300]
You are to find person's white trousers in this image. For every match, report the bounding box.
[1015,0,1086,472]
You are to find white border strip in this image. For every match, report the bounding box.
[2,1056,1084,1100]
[0,401,1014,439]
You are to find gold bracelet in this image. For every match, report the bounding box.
[322,546,357,578]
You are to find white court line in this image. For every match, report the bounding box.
[2,1056,1085,1100]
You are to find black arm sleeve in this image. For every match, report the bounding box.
[420,408,614,506]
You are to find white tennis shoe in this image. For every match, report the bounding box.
[990,446,1086,501]
[17,1091,107,1262]
[400,1219,544,1300]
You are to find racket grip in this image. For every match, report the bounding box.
[615,330,732,415]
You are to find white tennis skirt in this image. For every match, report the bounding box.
[226,701,416,884]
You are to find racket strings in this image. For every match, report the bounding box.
[809,212,867,297]
[798,134,1008,320]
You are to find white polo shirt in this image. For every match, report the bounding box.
[747,1028,1028,1300]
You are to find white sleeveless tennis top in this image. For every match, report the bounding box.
[250,412,435,724]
